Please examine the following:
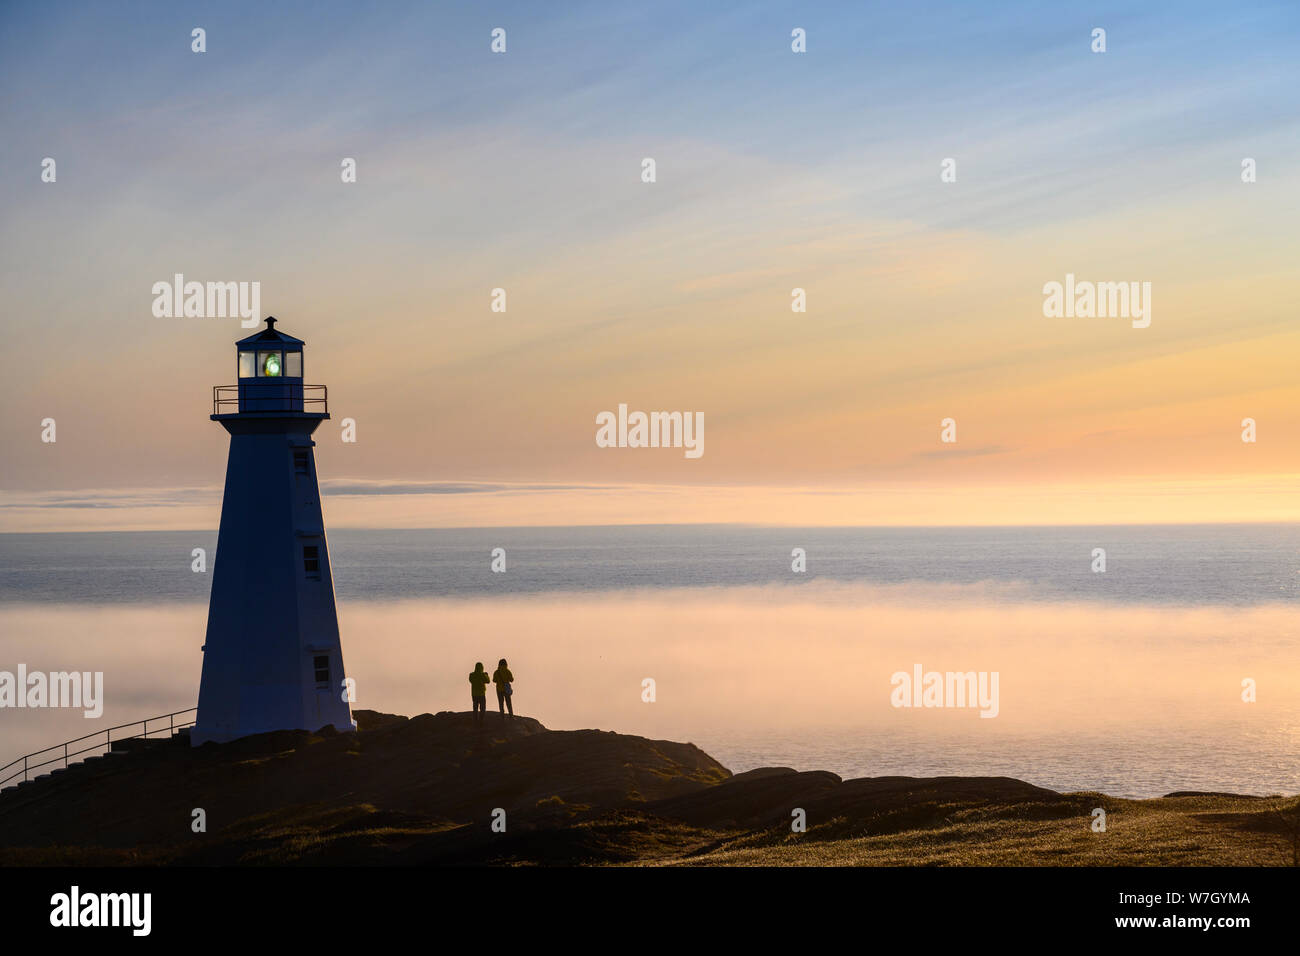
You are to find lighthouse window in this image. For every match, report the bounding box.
[285,351,302,377]
[238,351,255,378]
[258,351,282,377]
[293,450,310,476]
[313,655,331,685]
[302,545,320,578]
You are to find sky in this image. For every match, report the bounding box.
[1,0,1298,530]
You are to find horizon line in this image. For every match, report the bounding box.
[4,518,1299,536]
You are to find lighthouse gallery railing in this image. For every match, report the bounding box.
[212,383,328,415]
[0,707,197,791]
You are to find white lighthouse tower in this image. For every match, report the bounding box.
[193,317,356,745]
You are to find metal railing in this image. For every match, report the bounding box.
[0,707,197,791]
[212,383,327,415]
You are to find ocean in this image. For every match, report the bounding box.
[3,524,1299,605]
[1,524,1297,798]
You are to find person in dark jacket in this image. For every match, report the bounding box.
[492,658,514,718]
[469,662,490,725]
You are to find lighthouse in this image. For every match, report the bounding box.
[193,317,356,745]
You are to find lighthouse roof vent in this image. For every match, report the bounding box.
[236,316,304,348]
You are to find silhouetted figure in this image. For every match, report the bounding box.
[469,662,490,725]
[493,658,514,718]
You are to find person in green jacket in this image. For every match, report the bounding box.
[493,658,514,718]
[469,662,490,725]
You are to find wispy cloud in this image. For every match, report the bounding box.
[320,479,626,496]
[912,445,1010,461]
[0,487,219,510]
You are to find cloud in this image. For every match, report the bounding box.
[319,479,626,496]
[912,445,1010,461]
[0,487,218,510]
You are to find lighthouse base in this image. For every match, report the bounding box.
[192,715,358,747]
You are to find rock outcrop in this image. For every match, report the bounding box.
[0,710,1287,866]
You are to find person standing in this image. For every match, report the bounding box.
[493,658,514,718]
[469,662,490,725]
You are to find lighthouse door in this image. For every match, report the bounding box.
[312,654,332,725]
